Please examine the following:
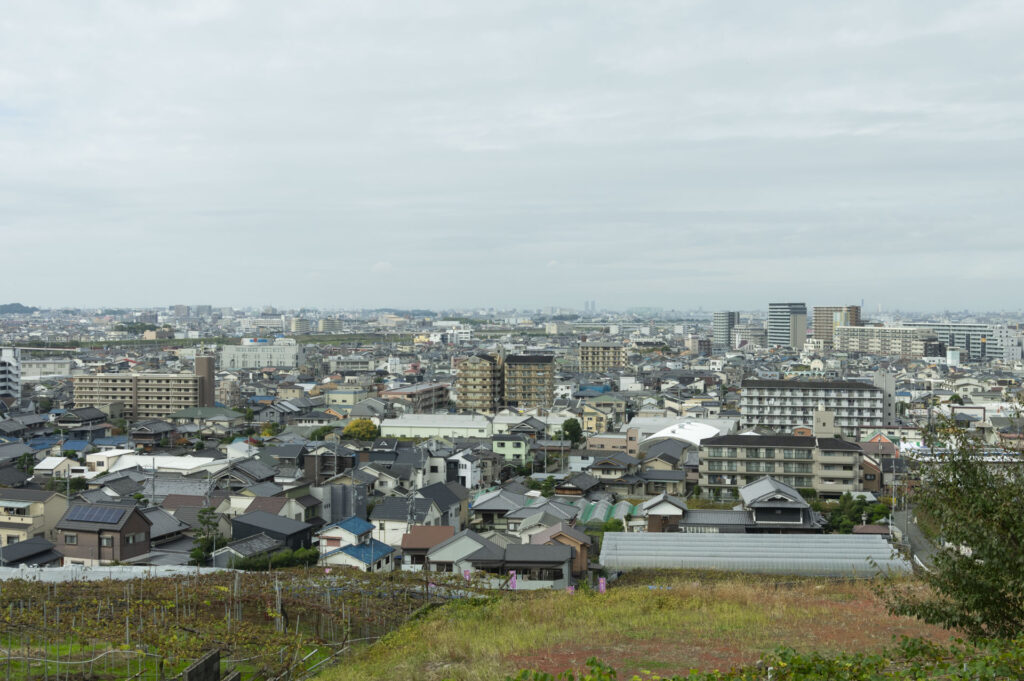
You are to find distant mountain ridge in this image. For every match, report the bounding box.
[0,303,39,314]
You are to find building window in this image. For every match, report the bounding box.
[100,536,113,547]
[64,533,78,545]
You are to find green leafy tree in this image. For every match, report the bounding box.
[601,518,624,532]
[45,476,88,494]
[343,418,380,441]
[540,476,556,497]
[882,417,1024,639]
[561,418,583,444]
[189,507,225,565]
[14,452,36,475]
[310,425,334,441]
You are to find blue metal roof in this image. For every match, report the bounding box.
[336,516,374,535]
[27,437,60,451]
[337,539,393,565]
[93,436,130,446]
[61,440,90,451]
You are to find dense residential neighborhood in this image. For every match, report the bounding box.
[2,303,1023,586]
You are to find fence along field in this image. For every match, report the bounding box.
[0,568,492,680]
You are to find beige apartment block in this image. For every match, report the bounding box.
[455,354,503,412]
[73,359,214,420]
[579,342,626,372]
[503,355,554,409]
[812,306,861,349]
[699,410,862,499]
[834,326,935,358]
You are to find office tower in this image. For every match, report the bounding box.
[767,303,807,348]
[812,306,861,349]
[712,312,739,353]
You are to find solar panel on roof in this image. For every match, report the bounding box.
[66,506,126,524]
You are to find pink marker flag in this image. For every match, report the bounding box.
[598,577,606,594]
[324,567,332,574]
[566,585,575,594]
[509,570,517,590]
[463,569,471,581]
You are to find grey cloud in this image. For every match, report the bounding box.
[1,1,1022,311]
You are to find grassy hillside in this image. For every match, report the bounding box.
[318,571,954,681]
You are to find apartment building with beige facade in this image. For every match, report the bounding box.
[579,342,626,372]
[455,353,555,412]
[73,357,215,420]
[503,355,554,409]
[381,382,451,413]
[455,354,503,412]
[834,325,937,358]
[699,410,862,499]
[812,305,861,349]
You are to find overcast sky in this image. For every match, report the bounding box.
[3,1,1023,312]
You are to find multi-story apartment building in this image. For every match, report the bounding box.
[904,322,1021,362]
[740,378,883,437]
[0,347,20,399]
[812,305,861,349]
[455,354,503,412]
[834,325,937,358]
[73,357,215,420]
[579,342,626,372]
[380,382,451,413]
[220,337,305,369]
[455,353,554,412]
[699,409,862,499]
[19,357,75,381]
[712,312,739,353]
[731,324,767,349]
[767,303,807,348]
[503,355,555,409]
[289,317,311,334]
[318,318,347,333]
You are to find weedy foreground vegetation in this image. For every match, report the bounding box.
[318,571,956,681]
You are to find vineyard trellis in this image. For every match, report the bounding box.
[0,567,498,680]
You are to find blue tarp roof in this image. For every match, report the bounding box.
[323,539,394,565]
[336,516,374,535]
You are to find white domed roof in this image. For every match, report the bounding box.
[643,420,722,447]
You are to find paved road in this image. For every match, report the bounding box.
[894,508,937,569]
